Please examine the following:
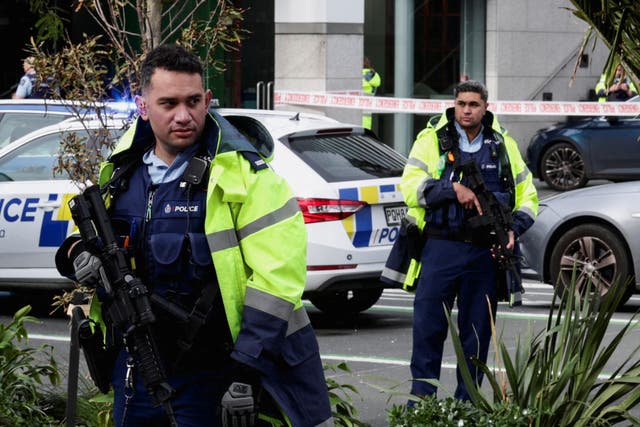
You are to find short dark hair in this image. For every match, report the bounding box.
[139,44,204,92]
[454,80,488,102]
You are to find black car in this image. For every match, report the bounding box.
[526,96,640,191]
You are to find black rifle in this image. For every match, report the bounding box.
[458,160,523,305]
[68,184,177,426]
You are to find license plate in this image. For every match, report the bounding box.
[384,205,408,226]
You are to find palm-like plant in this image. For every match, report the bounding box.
[449,278,640,426]
[567,0,640,87]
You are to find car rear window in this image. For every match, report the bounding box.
[286,131,407,182]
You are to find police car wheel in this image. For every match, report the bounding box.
[549,223,633,307]
[308,288,383,314]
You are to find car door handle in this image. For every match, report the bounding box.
[35,201,62,211]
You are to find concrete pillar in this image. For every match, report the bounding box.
[274,0,364,125]
[461,0,486,83]
[393,0,414,156]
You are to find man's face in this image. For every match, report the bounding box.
[136,68,212,164]
[454,91,487,132]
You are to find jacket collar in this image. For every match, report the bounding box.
[435,106,502,136]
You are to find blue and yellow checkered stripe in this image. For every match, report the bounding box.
[339,184,400,247]
[39,193,74,247]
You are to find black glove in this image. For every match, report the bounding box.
[221,382,257,427]
[72,250,105,288]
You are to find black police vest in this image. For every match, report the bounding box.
[110,162,232,372]
[26,74,53,99]
[426,134,511,232]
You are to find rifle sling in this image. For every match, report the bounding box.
[160,282,220,369]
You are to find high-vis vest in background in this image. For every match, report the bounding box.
[362,67,381,130]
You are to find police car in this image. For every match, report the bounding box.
[0,117,127,291]
[0,108,407,314]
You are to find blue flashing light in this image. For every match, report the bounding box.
[107,101,137,115]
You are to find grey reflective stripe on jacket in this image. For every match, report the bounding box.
[381,266,406,286]
[517,205,536,221]
[237,198,299,241]
[245,287,313,335]
[245,287,293,320]
[207,228,237,252]
[515,167,530,185]
[206,197,299,252]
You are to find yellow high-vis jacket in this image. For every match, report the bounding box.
[396,108,538,292]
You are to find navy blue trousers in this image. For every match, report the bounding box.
[111,350,230,427]
[410,238,497,401]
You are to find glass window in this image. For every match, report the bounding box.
[0,128,120,182]
[0,112,69,150]
[0,133,62,181]
[286,131,407,182]
[224,115,275,159]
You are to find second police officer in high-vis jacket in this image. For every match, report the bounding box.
[398,80,538,401]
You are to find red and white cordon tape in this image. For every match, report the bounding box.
[274,90,640,116]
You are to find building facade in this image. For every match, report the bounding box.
[273,0,608,154]
[2,0,609,154]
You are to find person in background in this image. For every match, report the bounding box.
[607,64,637,101]
[12,57,37,99]
[400,80,538,402]
[56,44,333,427]
[362,56,381,130]
[594,73,608,102]
[12,56,53,99]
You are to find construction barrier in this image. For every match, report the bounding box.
[274,90,640,117]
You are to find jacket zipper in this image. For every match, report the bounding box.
[146,186,157,223]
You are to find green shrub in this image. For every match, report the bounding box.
[449,278,640,426]
[38,380,115,427]
[388,395,535,427]
[0,305,60,426]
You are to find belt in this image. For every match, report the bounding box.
[425,227,474,243]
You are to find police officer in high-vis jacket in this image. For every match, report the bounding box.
[400,80,538,401]
[56,44,333,427]
[595,73,608,102]
[362,56,381,130]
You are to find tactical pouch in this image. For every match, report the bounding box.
[72,306,116,393]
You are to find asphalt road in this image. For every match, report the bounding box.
[310,285,640,426]
[1,282,639,426]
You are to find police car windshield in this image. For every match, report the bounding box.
[287,133,406,182]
